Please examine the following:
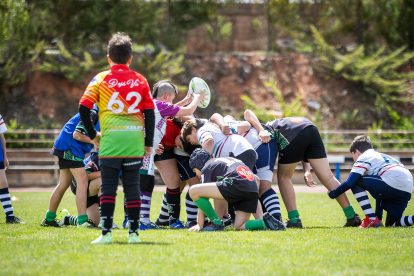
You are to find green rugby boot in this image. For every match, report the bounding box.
[127,232,141,244]
[77,219,99,229]
[91,232,112,244]
[57,209,70,227]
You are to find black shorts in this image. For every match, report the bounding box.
[58,157,84,169]
[216,180,259,213]
[175,154,196,181]
[70,181,99,208]
[230,149,258,171]
[0,162,4,170]
[278,125,327,164]
[154,149,175,162]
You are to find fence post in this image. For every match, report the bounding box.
[323,130,328,149]
[54,129,59,183]
[377,129,382,151]
[335,163,341,182]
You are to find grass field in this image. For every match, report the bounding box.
[1,190,414,276]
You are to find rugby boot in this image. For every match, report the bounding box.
[155,218,169,227]
[91,232,112,244]
[127,232,141,244]
[122,216,128,229]
[263,212,286,231]
[201,222,225,232]
[343,213,362,227]
[57,209,70,227]
[185,220,198,229]
[6,216,26,224]
[169,218,185,229]
[286,218,303,228]
[359,216,382,228]
[140,221,166,230]
[77,219,99,229]
[40,218,62,228]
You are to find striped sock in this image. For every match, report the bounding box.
[158,192,169,223]
[351,186,376,220]
[65,215,78,226]
[0,188,14,217]
[261,188,282,221]
[186,193,198,222]
[100,195,116,235]
[126,200,141,234]
[395,216,414,227]
[140,191,152,224]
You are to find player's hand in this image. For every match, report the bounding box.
[91,132,101,149]
[144,146,153,156]
[193,89,206,103]
[155,144,164,155]
[3,158,9,171]
[183,92,192,105]
[258,130,271,143]
[304,171,317,188]
[221,124,230,135]
[188,224,202,232]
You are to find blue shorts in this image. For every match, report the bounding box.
[0,162,4,170]
[175,154,196,181]
[363,175,412,218]
[253,139,278,182]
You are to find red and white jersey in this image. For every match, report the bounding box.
[351,149,413,193]
[197,121,254,158]
[0,114,7,134]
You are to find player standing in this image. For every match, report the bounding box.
[79,32,155,244]
[0,114,25,224]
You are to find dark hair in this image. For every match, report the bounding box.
[181,118,204,142]
[181,137,201,155]
[152,80,178,98]
[349,135,373,154]
[107,32,132,64]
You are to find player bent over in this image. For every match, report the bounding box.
[57,152,101,227]
[41,106,100,228]
[328,135,414,228]
[188,148,285,232]
[0,114,25,224]
[244,109,361,228]
[79,32,155,244]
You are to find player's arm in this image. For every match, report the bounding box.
[209,113,230,135]
[175,92,192,107]
[79,105,100,148]
[202,138,214,154]
[302,161,317,187]
[74,109,99,145]
[73,132,93,144]
[142,80,156,156]
[175,92,204,116]
[0,133,8,171]
[189,210,206,232]
[244,109,271,143]
[328,172,361,199]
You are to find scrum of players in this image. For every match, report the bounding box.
[2,32,413,243]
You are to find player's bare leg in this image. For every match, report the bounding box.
[0,169,8,189]
[48,169,73,213]
[308,158,351,208]
[277,162,299,212]
[234,210,252,230]
[253,200,263,219]
[190,183,224,201]
[71,167,89,217]
[87,203,100,226]
[155,159,180,189]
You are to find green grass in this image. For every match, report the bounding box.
[1,191,414,276]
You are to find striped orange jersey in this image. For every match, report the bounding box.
[79,64,155,158]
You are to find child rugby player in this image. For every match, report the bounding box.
[329,135,414,228]
[187,149,285,231]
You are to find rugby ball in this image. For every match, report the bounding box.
[189,77,211,108]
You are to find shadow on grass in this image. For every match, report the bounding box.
[112,241,170,245]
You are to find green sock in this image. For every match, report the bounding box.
[194,198,221,225]
[288,210,300,224]
[245,219,267,230]
[343,205,355,219]
[78,214,89,225]
[46,211,56,222]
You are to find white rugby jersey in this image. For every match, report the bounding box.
[223,117,262,149]
[351,149,413,193]
[197,122,255,158]
[0,114,7,134]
